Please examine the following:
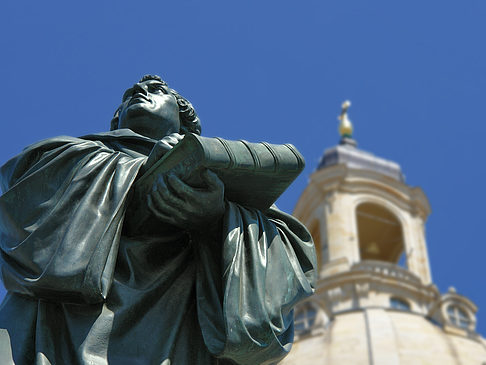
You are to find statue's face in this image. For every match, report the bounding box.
[118,79,180,140]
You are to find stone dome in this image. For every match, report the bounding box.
[283,309,486,364]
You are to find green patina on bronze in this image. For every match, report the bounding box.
[0,75,317,365]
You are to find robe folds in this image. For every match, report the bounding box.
[0,129,317,365]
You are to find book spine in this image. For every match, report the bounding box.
[240,140,261,170]
[284,143,306,170]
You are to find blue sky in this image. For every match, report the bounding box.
[1,0,485,335]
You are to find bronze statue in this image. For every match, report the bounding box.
[0,75,316,365]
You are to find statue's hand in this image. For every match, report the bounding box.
[141,133,184,174]
[147,169,225,231]
[159,133,184,151]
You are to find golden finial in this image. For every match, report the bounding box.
[338,100,353,138]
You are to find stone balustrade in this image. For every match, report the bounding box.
[351,260,421,284]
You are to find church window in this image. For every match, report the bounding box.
[447,305,470,329]
[390,297,410,311]
[294,302,318,335]
[356,203,405,264]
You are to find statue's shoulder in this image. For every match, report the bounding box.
[81,129,154,144]
[1,130,152,192]
[23,129,154,153]
[81,129,156,156]
[16,135,94,157]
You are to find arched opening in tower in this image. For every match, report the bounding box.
[356,203,405,266]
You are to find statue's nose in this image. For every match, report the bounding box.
[132,83,148,95]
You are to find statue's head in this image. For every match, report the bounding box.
[111,75,201,139]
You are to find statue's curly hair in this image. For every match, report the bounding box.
[110,74,201,135]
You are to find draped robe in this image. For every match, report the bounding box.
[0,129,317,365]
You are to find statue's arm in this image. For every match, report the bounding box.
[123,133,195,235]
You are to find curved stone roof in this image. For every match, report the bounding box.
[317,138,405,182]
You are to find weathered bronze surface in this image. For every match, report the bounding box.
[0,75,317,365]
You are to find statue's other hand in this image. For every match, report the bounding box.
[147,169,225,231]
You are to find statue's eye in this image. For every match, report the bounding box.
[149,84,167,94]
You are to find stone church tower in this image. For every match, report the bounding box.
[281,102,486,364]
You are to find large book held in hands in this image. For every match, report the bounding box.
[133,133,305,212]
